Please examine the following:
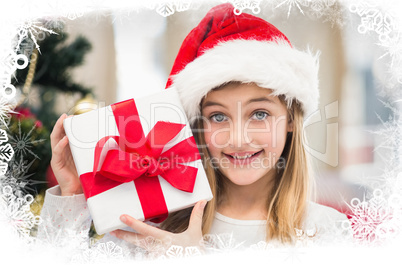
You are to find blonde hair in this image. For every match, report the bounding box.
[265,98,313,242]
[161,85,313,243]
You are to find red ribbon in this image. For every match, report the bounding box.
[79,99,200,222]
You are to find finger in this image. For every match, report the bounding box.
[50,113,67,149]
[187,200,207,233]
[120,214,166,239]
[110,230,146,246]
[51,136,69,166]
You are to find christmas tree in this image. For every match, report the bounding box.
[6,22,93,196]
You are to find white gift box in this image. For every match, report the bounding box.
[63,88,213,235]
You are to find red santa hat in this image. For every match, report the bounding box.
[165,3,320,119]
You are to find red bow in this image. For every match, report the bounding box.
[79,99,200,222]
[93,121,200,193]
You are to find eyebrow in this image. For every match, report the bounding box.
[202,101,227,109]
[245,97,275,105]
[202,97,275,109]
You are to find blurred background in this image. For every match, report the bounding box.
[8,1,401,220]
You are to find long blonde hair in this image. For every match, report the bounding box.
[161,86,313,243]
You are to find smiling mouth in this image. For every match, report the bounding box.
[224,150,263,160]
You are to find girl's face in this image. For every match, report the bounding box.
[201,83,292,186]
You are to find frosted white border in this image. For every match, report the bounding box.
[1,0,402,266]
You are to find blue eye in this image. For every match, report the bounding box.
[252,111,268,120]
[210,113,228,123]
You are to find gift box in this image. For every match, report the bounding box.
[63,88,213,235]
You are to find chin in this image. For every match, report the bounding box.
[221,168,269,186]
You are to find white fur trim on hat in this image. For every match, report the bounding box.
[168,39,320,120]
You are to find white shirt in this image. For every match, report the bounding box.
[208,202,350,248]
[209,212,267,248]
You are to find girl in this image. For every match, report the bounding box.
[38,3,350,254]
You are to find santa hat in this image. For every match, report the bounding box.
[166,3,320,119]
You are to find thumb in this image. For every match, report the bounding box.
[187,200,207,234]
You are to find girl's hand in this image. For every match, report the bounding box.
[50,113,82,196]
[110,200,207,252]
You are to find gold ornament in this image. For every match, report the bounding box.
[71,94,98,115]
[17,49,39,106]
[30,192,44,217]
[22,49,38,95]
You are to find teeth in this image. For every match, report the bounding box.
[233,154,253,159]
[229,151,262,159]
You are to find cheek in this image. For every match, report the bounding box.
[204,125,230,153]
[204,131,212,149]
[269,119,289,151]
[203,128,217,157]
[248,118,288,149]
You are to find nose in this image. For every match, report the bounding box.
[228,118,251,148]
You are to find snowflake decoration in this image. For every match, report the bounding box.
[351,103,402,245]
[274,0,310,18]
[346,189,399,244]
[95,241,124,259]
[349,0,397,44]
[130,234,242,260]
[8,120,46,160]
[0,161,7,176]
[309,0,336,17]
[369,101,402,170]
[131,235,167,259]
[0,129,8,144]
[16,34,35,60]
[1,50,28,82]
[183,246,202,257]
[154,1,191,17]
[202,233,245,253]
[165,245,184,258]
[0,98,15,127]
[273,0,345,27]
[1,157,44,195]
[42,19,65,34]
[61,10,84,21]
[294,227,317,247]
[0,129,11,176]
[229,0,261,15]
[0,53,19,100]
[249,240,269,251]
[377,32,402,85]
[45,0,87,21]
[0,185,41,242]
[156,3,175,17]
[14,20,57,54]
[174,1,192,12]
[164,245,202,259]
[321,2,346,28]
[110,7,139,26]
[0,143,14,163]
[37,218,90,252]
[71,247,99,263]
[8,156,34,176]
[0,1,400,262]
[72,241,125,263]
